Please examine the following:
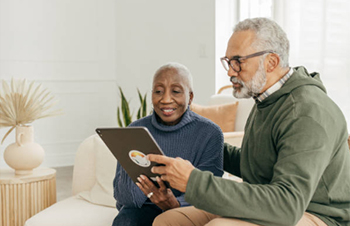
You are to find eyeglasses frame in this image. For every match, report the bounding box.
[220,50,275,72]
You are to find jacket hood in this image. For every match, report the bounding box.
[258,66,327,106]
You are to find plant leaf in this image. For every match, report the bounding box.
[137,89,148,118]
[117,107,123,127]
[0,96,15,122]
[136,107,141,119]
[0,78,62,143]
[119,87,132,126]
[23,80,36,107]
[142,93,147,117]
[1,126,15,145]
[121,98,132,126]
[137,88,143,104]
[116,87,150,125]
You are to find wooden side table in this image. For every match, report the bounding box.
[0,168,56,226]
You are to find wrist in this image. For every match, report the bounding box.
[163,196,180,211]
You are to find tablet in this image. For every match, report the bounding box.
[96,127,169,187]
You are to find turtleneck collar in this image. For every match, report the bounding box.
[151,107,193,132]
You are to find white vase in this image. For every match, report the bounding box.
[3,125,45,175]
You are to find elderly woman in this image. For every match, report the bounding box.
[112,62,223,226]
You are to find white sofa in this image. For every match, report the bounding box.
[25,134,119,226]
[25,92,253,226]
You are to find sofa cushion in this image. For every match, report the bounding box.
[78,135,117,208]
[190,102,238,132]
[223,131,244,147]
[72,135,98,195]
[24,196,118,226]
[209,93,254,132]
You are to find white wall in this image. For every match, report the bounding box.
[0,0,117,167]
[0,0,216,167]
[115,0,216,107]
[215,0,238,92]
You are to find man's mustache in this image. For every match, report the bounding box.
[230,76,244,86]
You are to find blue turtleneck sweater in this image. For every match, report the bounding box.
[114,109,224,210]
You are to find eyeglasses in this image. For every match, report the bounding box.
[220,50,275,72]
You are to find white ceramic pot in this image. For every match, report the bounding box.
[3,125,45,175]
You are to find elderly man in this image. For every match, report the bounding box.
[149,18,350,226]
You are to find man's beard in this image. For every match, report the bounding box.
[230,58,267,99]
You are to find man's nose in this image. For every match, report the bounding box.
[227,66,239,78]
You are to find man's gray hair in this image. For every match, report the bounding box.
[234,17,289,67]
[153,62,194,92]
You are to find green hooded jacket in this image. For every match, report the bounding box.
[185,67,350,226]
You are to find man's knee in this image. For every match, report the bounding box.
[295,212,327,226]
[153,209,186,226]
[205,218,259,226]
[152,212,167,226]
[205,218,224,226]
[153,206,213,226]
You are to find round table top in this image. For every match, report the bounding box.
[0,167,56,184]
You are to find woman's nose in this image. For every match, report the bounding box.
[160,91,172,103]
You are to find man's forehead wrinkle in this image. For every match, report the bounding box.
[226,30,256,58]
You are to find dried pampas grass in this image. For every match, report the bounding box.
[0,78,62,144]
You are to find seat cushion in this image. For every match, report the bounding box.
[25,196,118,226]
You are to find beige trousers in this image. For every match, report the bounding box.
[153,206,327,226]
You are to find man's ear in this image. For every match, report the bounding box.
[188,92,194,105]
[266,53,280,73]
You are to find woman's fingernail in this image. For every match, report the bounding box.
[137,177,142,182]
[140,175,145,180]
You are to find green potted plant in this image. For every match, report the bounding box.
[117,87,149,127]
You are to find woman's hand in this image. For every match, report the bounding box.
[136,175,180,211]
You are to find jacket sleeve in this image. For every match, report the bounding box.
[185,117,335,226]
[223,143,241,177]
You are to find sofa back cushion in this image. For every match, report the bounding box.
[190,102,238,132]
[72,135,98,195]
[74,134,117,208]
[208,94,254,131]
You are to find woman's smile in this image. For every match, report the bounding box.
[161,108,176,116]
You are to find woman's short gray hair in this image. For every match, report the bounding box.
[153,62,194,92]
[234,17,289,67]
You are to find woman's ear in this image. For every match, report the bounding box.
[188,92,194,105]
